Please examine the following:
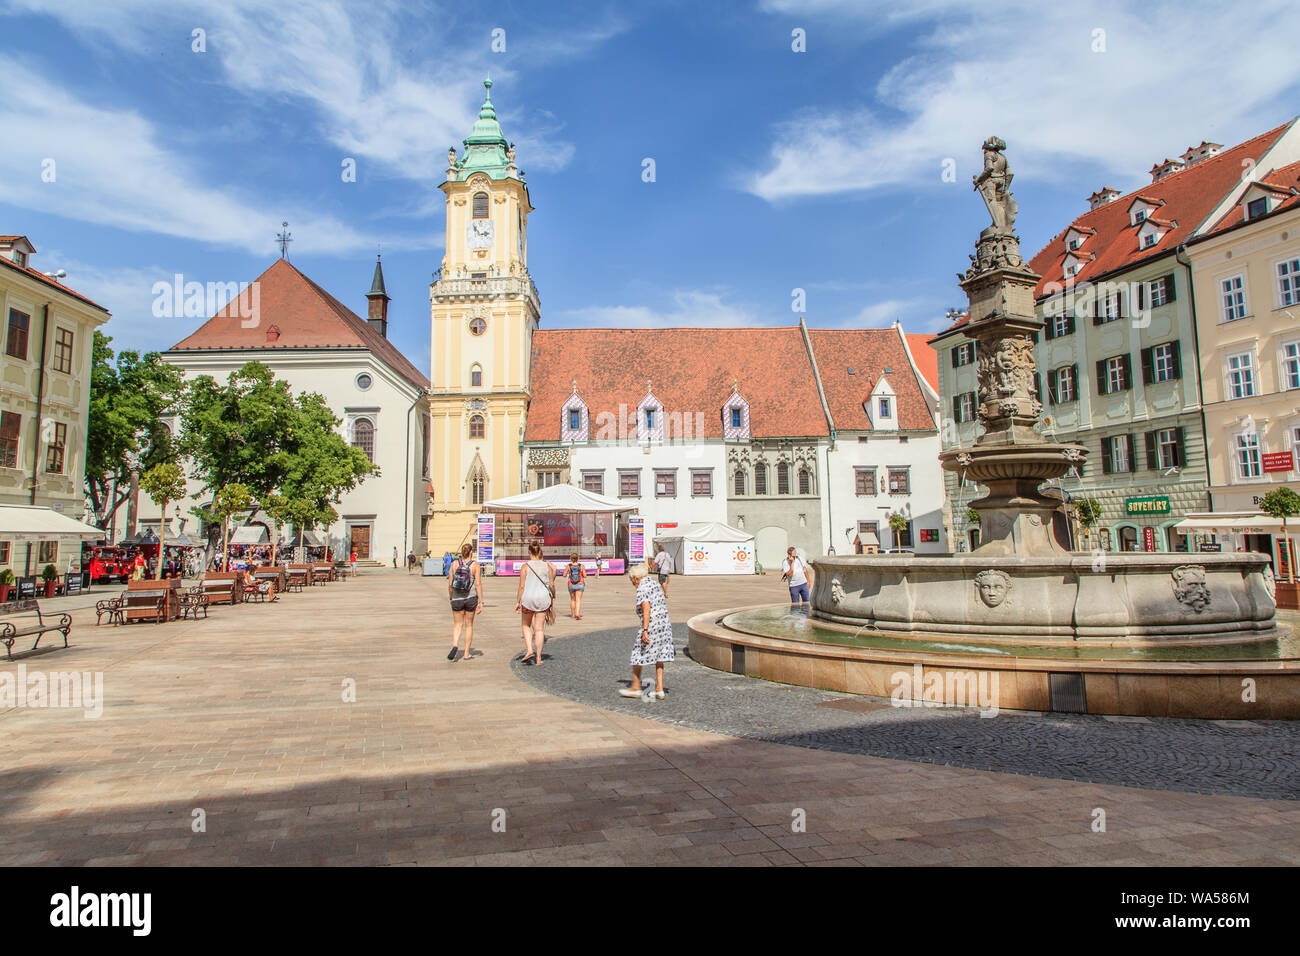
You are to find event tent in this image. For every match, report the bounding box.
[484,484,628,514]
[655,521,755,575]
[0,504,105,541]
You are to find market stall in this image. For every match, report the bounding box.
[0,504,106,597]
[483,485,634,575]
[654,522,755,576]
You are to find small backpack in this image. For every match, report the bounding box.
[569,564,582,584]
[451,560,473,592]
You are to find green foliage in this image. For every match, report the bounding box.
[139,463,187,509]
[1259,487,1300,520]
[0,569,14,586]
[1074,498,1103,529]
[888,511,909,533]
[41,564,58,582]
[85,331,185,517]
[214,483,254,522]
[964,507,981,527]
[278,390,377,513]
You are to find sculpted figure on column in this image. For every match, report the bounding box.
[973,136,1018,233]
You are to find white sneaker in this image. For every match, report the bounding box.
[618,687,642,698]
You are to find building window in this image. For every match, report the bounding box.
[38,541,57,564]
[470,468,486,505]
[1236,431,1262,479]
[797,467,811,495]
[1052,313,1072,338]
[351,417,375,462]
[355,372,372,390]
[1106,355,1128,393]
[1293,426,1300,471]
[1283,342,1300,391]
[877,397,891,419]
[655,470,676,497]
[1142,232,1157,249]
[535,470,560,489]
[581,471,604,495]
[888,467,910,494]
[776,462,790,495]
[619,470,640,497]
[469,414,485,438]
[0,411,18,468]
[0,542,8,564]
[471,366,483,387]
[1109,435,1132,473]
[854,467,876,496]
[6,309,29,360]
[644,408,655,430]
[1151,343,1176,383]
[1134,208,1147,224]
[469,316,487,336]
[1221,275,1247,321]
[52,328,74,373]
[733,469,746,496]
[951,342,975,367]
[45,422,66,474]
[1148,276,1170,307]
[1156,428,1181,470]
[1279,258,1300,307]
[955,391,975,422]
[1103,292,1120,322]
[691,470,712,497]
[1227,352,1256,399]
[1247,197,1269,220]
[1056,366,1075,403]
[730,407,743,429]
[568,408,581,431]
[472,191,489,219]
[754,463,767,495]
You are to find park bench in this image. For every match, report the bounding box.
[288,564,314,587]
[310,564,332,585]
[241,574,273,603]
[0,598,72,659]
[124,578,181,624]
[95,592,126,626]
[254,566,286,594]
[179,586,209,620]
[201,573,241,606]
[283,567,307,593]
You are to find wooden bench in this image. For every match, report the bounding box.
[288,564,313,588]
[254,566,286,594]
[95,593,126,626]
[1,598,72,659]
[241,574,273,603]
[124,578,181,624]
[201,573,241,606]
[310,565,332,585]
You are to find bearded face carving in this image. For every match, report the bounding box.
[1171,565,1211,613]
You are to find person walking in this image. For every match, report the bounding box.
[782,546,813,604]
[565,553,587,619]
[446,543,484,661]
[349,550,357,578]
[619,563,674,700]
[515,541,555,665]
[392,546,398,569]
[407,551,417,574]
[653,542,673,595]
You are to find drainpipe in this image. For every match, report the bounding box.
[25,303,51,577]
[799,316,836,554]
[1174,243,1211,515]
[401,392,424,561]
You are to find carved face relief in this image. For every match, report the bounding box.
[974,569,1011,608]
[1262,563,1277,603]
[1171,565,1211,613]
[830,577,846,607]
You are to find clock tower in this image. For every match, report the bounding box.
[426,78,540,554]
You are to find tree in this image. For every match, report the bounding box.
[888,511,909,552]
[964,507,981,527]
[1074,498,1103,547]
[213,483,253,566]
[139,463,188,579]
[1259,487,1300,584]
[85,331,185,527]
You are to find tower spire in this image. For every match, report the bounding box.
[366,251,390,338]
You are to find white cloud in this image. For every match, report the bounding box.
[553,289,762,328]
[745,0,1300,200]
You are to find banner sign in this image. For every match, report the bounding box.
[476,513,495,565]
[64,573,82,594]
[684,540,754,575]
[1126,495,1170,516]
[1142,527,1156,552]
[628,516,645,564]
[1263,451,1295,473]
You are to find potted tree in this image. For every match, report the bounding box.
[41,564,58,597]
[888,511,910,553]
[1259,487,1300,609]
[1074,498,1103,551]
[139,462,188,580]
[0,568,14,603]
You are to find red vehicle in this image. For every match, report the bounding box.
[86,546,137,583]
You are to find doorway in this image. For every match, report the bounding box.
[1117,525,1138,552]
[349,524,372,559]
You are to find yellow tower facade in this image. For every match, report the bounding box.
[426,79,539,554]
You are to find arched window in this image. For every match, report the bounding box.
[798,467,811,495]
[777,462,791,495]
[472,192,489,219]
[469,414,485,439]
[734,469,746,496]
[754,463,768,495]
[470,364,482,387]
[468,460,487,505]
[352,417,374,463]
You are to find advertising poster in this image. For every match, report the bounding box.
[476,513,495,565]
[684,540,755,574]
[628,516,645,563]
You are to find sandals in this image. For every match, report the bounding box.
[447,647,459,661]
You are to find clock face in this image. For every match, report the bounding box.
[467,219,494,249]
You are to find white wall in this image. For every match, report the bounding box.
[825,431,948,553]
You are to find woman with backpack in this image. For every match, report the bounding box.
[515,541,555,665]
[565,553,587,620]
[446,543,484,662]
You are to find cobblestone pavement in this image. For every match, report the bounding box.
[4,570,1300,865]
[513,624,1300,802]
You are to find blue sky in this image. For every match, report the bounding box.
[4,0,1300,376]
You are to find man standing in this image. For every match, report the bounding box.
[782,546,812,604]
[392,546,398,568]
[653,542,673,595]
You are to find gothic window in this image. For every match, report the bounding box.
[472,192,489,219]
[733,469,746,496]
[470,364,482,387]
[352,417,375,463]
[798,467,811,495]
[754,463,768,495]
[469,414,485,439]
[470,468,486,505]
[776,462,791,495]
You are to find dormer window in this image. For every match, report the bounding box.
[1247,197,1269,220]
[12,250,27,268]
[1068,238,1081,251]
[644,408,655,429]
[879,397,891,418]
[1142,233,1157,249]
[721,388,750,440]
[561,389,589,442]
[568,409,581,431]
[730,407,742,428]
[1134,209,1146,223]
[637,389,664,443]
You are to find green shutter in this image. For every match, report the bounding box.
[1096,359,1108,395]
[1164,273,1177,303]
[1140,347,1154,385]
[1101,436,1113,474]
[1145,431,1158,470]
[1170,341,1182,379]
[1175,426,1186,467]
[1047,369,1059,405]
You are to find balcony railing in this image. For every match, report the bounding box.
[432,275,540,310]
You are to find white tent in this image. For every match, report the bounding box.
[0,504,105,542]
[485,484,629,514]
[655,521,755,575]
[230,525,269,546]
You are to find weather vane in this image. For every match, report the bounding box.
[276,221,293,259]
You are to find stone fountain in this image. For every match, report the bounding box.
[687,137,1296,718]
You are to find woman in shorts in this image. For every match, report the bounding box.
[446,543,483,661]
[515,541,555,665]
[565,553,587,620]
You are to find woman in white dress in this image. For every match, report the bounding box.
[619,563,674,700]
[515,541,555,665]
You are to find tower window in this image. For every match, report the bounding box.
[472,192,489,219]
[469,317,487,336]
[471,366,482,387]
[469,414,485,439]
[352,417,375,463]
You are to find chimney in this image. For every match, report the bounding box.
[366,253,390,339]
[1149,158,1185,183]
[1088,187,1120,210]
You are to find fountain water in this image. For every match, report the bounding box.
[688,138,1296,718]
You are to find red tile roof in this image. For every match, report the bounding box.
[1027,121,1295,298]
[525,327,829,442]
[905,333,940,394]
[809,329,935,432]
[167,258,428,391]
[0,254,111,314]
[1202,160,1300,235]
